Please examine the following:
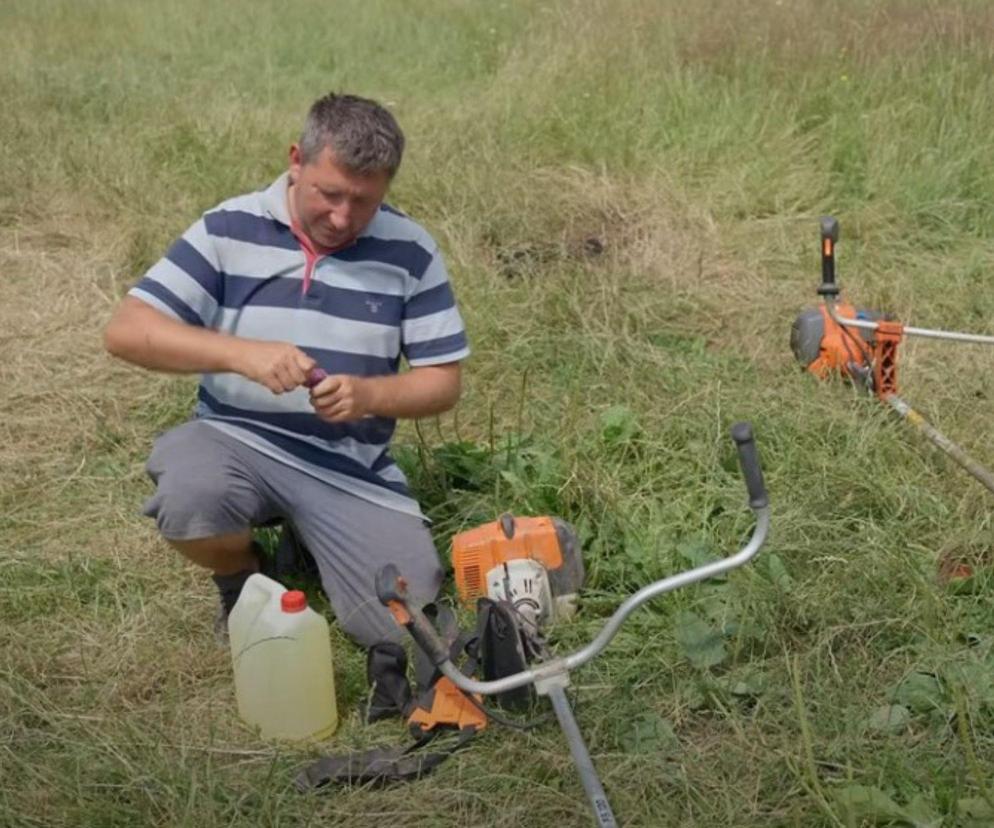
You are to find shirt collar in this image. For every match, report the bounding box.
[262,172,292,227]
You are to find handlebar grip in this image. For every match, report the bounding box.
[820,215,839,244]
[818,215,840,295]
[374,565,451,666]
[375,563,406,605]
[730,422,769,509]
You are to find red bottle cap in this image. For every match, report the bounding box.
[281,590,308,613]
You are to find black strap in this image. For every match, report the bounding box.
[294,727,478,789]
[474,598,534,711]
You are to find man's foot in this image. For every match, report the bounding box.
[273,523,320,581]
[210,539,283,647]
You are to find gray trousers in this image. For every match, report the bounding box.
[141,420,442,647]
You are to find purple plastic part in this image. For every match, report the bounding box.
[305,367,328,388]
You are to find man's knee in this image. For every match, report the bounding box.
[403,558,444,606]
[332,559,443,649]
[141,423,270,541]
[144,474,249,540]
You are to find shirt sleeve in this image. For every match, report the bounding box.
[401,249,470,366]
[128,216,223,327]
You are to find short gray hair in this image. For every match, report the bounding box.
[299,93,405,178]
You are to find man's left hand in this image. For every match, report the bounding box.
[309,374,376,423]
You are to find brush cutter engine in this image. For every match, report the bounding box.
[791,302,882,392]
[485,557,555,629]
[452,513,584,623]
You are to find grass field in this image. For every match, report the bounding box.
[3,1,994,825]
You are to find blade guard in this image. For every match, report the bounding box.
[407,676,487,736]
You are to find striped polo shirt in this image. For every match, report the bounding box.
[129,173,470,518]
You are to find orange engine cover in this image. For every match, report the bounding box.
[452,515,565,604]
[806,301,870,379]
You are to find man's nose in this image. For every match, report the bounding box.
[330,205,352,231]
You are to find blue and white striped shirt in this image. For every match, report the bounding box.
[130,173,470,518]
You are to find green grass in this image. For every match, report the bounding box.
[3,0,994,825]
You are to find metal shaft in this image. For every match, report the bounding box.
[547,685,618,828]
[828,303,994,346]
[886,394,994,495]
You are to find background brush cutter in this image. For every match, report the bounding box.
[792,216,994,495]
[375,422,770,828]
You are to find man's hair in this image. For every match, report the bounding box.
[299,93,405,178]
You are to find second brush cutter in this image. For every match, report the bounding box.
[792,216,994,495]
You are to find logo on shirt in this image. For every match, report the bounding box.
[365,298,383,314]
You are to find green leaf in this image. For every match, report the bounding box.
[618,712,680,756]
[831,785,907,823]
[891,672,945,714]
[902,795,941,828]
[832,786,940,827]
[867,704,911,733]
[600,405,638,446]
[765,553,793,589]
[722,669,768,698]
[674,610,727,669]
[677,537,719,568]
[677,537,726,582]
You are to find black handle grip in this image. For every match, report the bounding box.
[374,564,451,666]
[375,563,406,605]
[820,215,839,244]
[730,422,769,509]
[817,215,840,296]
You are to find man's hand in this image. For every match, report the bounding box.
[309,374,376,423]
[311,374,373,423]
[307,364,461,423]
[236,341,317,394]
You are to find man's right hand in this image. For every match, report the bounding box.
[235,341,317,394]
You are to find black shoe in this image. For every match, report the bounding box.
[272,523,320,582]
[211,566,257,648]
[360,642,413,723]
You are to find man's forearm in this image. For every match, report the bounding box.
[361,365,462,420]
[104,297,242,374]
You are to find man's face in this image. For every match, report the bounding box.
[288,144,390,253]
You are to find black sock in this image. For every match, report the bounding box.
[212,569,255,614]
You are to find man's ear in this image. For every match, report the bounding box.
[288,143,302,184]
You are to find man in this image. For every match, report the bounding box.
[104,93,468,649]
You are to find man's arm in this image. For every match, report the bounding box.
[309,363,462,422]
[103,296,316,394]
